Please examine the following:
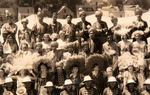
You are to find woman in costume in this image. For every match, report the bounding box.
[65,55,85,94]
[32,57,54,95]
[86,54,106,95]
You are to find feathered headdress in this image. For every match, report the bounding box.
[64,55,85,73]
[85,54,105,74]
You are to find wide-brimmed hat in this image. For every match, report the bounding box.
[85,54,105,74]
[64,55,85,73]
[127,79,136,84]
[44,81,54,88]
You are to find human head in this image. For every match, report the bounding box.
[128,65,134,72]
[5,77,14,91]
[51,41,58,51]
[126,79,136,91]
[89,28,95,39]
[83,75,92,88]
[107,76,117,89]
[64,79,73,91]
[52,12,58,23]
[72,65,79,74]
[79,11,86,22]
[44,81,54,93]
[95,10,103,22]
[111,16,118,26]
[20,43,28,51]
[43,34,51,42]
[66,15,72,24]
[21,19,28,28]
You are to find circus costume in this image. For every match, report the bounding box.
[86,54,106,94]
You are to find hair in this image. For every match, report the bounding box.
[38,62,49,72]
[66,14,72,19]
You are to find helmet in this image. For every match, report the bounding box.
[44,81,54,87]
[108,76,117,82]
[83,75,92,82]
[64,79,73,85]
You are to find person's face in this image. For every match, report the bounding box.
[22,44,28,51]
[43,35,50,42]
[65,85,72,91]
[24,33,30,40]
[137,15,141,21]
[93,66,99,73]
[60,33,65,39]
[109,82,116,89]
[68,47,73,53]
[146,85,150,91]
[72,67,79,74]
[85,81,91,88]
[81,15,86,22]
[107,36,113,42]
[40,65,47,73]
[47,87,54,93]
[128,66,133,72]
[83,45,89,52]
[0,47,3,55]
[22,22,27,28]
[52,15,57,22]
[128,83,135,90]
[121,35,127,41]
[135,34,141,40]
[5,82,13,91]
[0,70,4,77]
[24,82,32,89]
[57,66,62,72]
[89,32,94,39]
[96,15,102,22]
[8,36,13,43]
[107,70,113,77]
[112,19,118,25]
[20,70,25,77]
[67,16,72,24]
[51,46,57,51]
[7,17,13,24]
[36,45,42,52]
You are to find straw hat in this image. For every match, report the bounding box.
[127,79,136,84]
[22,77,32,83]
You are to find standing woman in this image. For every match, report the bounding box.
[65,56,85,94]
[3,34,18,54]
[131,30,147,66]
[86,54,106,95]
[33,57,54,95]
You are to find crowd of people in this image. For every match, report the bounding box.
[0,7,150,95]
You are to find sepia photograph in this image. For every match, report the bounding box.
[0,0,150,95]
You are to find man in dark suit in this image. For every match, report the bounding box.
[76,10,91,41]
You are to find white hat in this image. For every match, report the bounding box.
[127,79,136,84]
[5,77,13,83]
[108,76,117,82]
[44,81,54,87]
[83,75,92,82]
[22,77,31,83]
[144,79,150,85]
[64,79,73,85]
